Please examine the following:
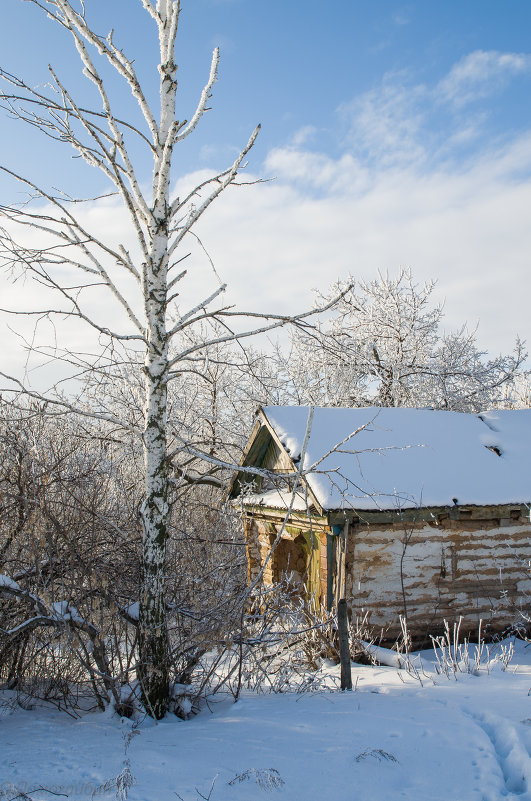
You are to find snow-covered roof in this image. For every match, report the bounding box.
[253,406,531,512]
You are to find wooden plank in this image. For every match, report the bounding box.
[338,599,352,691]
[329,504,530,527]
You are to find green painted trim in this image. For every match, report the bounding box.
[242,508,329,527]
[285,525,303,536]
[326,534,334,611]
[301,529,321,606]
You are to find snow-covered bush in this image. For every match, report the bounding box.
[0,404,249,714]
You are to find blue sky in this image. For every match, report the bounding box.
[1,0,531,377]
[4,1,531,182]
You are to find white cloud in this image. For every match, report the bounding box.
[195,131,531,360]
[339,74,428,167]
[4,131,531,386]
[265,147,369,193]
[290,125,318,148]
[3,50,531,388]
[392,12,409,26]
[437,50,531,107]
[336,50,531,172]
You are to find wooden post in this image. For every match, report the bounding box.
[338,598,352,691]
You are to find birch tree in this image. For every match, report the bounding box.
[0,0,328,718]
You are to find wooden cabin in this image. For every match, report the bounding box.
[229,406,531,643]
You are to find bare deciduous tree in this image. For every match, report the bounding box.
[274,269,527,411]
[0,0,334,717]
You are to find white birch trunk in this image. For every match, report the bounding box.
[138,278,170,719]
[137,2,177,719]
[0,0,285,718]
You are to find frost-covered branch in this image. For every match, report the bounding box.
[276,268,527,410]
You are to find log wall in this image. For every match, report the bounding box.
[244,509,531,642]
[346,516,531,642]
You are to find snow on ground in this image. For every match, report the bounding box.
[2,640,531,801]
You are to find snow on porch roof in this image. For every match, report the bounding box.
[259,405,531,512]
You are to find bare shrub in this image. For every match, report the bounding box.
[431,618,514,678]
[0,404,252,714]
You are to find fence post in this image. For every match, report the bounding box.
[338,598,352,691]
